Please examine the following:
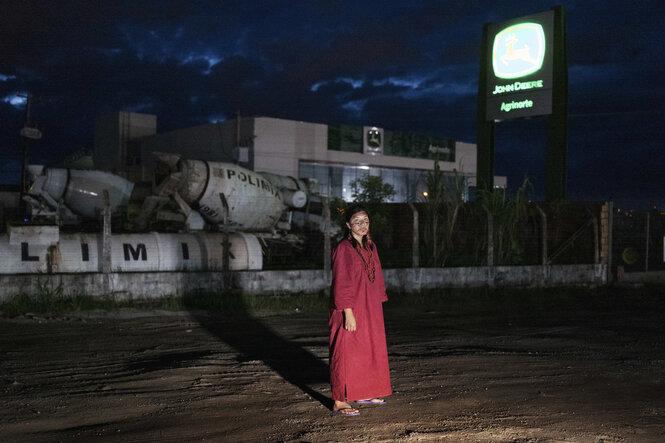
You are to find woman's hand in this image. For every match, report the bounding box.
[343,308,356,332]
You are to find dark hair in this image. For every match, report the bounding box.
[345,203,369,223]
[344,203,373,250]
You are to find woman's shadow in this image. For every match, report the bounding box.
[186,289,332,409]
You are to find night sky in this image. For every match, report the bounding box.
[1,1,663,209]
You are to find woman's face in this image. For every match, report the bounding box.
[346,211,370,240]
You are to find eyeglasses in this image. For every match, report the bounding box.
[350,218,370,226]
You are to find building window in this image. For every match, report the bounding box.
[298,161,466,203]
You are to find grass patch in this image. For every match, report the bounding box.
[180,290,329,314]
[0,289,330,318]
[3,283,663,320]
[0,292,123,318]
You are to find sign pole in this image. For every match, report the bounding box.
[476,23,495,193]
[546,5,568,201]
[20,93,33,195]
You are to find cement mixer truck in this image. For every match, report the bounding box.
[6,153,324,274]
[144,152,312,232]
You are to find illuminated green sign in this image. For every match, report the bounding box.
[500,99,533,112]
[492,23,546,79]
[477,6,567,201]
[485,10,554,121]
[493,79,543,95]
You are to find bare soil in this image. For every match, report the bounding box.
[2,286,665,442]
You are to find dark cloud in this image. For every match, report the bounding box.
[0,0,663,209]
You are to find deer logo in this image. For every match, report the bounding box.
[364,126,383,155]
[500,33,537,66]
[492,23,545,79]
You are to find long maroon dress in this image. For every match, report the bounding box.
[329,238,392,402]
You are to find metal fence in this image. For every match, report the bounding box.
[265,201,610,271]
[612,209,665,273]
[378,202,606,269]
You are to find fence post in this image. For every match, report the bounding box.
[536,205,548,265]
[322,197,331,274]
[222,229,231,289]
[102,189,112,274]
[482,204,493,267]
[605,201,614,283]
[408,202,419,268]
[592,214,599,264]
[645,211,650,272]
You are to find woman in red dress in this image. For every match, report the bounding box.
[329,204,392,416]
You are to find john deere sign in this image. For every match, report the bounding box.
[485,10,554,121]
[477,6,568,201]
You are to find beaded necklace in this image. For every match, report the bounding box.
[351,237,376,283]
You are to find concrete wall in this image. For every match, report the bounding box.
[0,264,608,301]
[252,117,328,178]
[621,271,665,284]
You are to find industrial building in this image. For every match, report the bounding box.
[92,111,506,202]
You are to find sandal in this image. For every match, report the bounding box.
[333,407,360,416]
[356,398,386,405]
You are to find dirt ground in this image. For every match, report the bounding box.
[2,286,665,442]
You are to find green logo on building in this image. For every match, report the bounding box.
[367,127,382,148]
